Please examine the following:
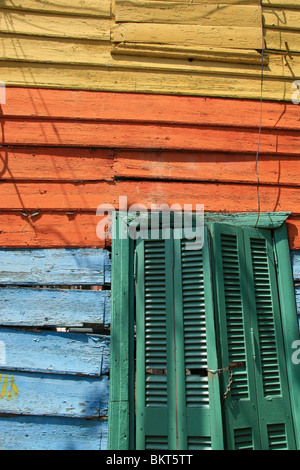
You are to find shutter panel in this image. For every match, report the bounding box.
[243,228,296,450]
[136,238,177,450]
[173,229,223,450]
[136,228,223,450]
[212,223,297,450]
[211,223,261,450]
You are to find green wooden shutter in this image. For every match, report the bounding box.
[136,238,175,450]
[211,223,296,450]
[135,228,223,450]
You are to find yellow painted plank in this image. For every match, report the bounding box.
[0,0,111,17]
[115,1,262,27]
[112,23,263,49]
[116,0,260,4]
[265,29,300,52]
[263,8,300,29]
[0,10,111,40]
[0,61,296,101]
[112,42,268,65]
[262,0,300,8]
[3,35,300,81]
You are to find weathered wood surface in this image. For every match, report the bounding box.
[0,10,111,40]
[0,62,297,101]
[1,147,300,186]
[114,2,262,27]
[0,370,109,418]
[0,328,110,376]
[0,415,108,450]
[0,181,298,212]
[1,120,299,154]
[0,0,298,99]
[0,147,114,181]
[2,88,299,130]
[0,212,108,248]
[0,288,110,327]
[0,0,111,17]
[0,248,111,285]
[292,252,300,282]
[0,212,299,249]
[114,150,300,186]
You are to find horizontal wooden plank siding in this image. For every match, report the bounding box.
[0,181,298,212]
[1,120,299,154]
[114,2,262,26]
[0,288,110,327]
[0,148,114,181]
[0,1,298,99]
[0,212,299,249]
[0,0,111,17]
[114,150,300,186]
[0,371,109,418]
[0,328,110,376]
[0,212,107,248]
[0,249,111,285]
[0,246,111,450]
[2,89,299,130]
[0,88,299,250]
[0,416,108,450]
[0,10,111,40]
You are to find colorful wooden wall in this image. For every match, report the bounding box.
[0,0,299,100]
[0,0,299,451]
[0,249,111,450]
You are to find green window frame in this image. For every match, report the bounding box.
[108,212,300,450]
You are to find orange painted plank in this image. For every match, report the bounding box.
[114,150,300,186]
[1,119,299,154]
[0,212,106,248]
[0,147,114,181]
[0,180,299,213]
[0,211,299,249]
[1,88,299,131]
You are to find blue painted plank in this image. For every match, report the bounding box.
[291,251,300,282]
[0,287,111,327]
[0,416,108,450]
[0,328,110,376]
[0,249,111,285]
[0,370,109,418]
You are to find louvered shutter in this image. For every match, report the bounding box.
[211,223,296,450]
[136,238,175,450]
[135,228,223,450]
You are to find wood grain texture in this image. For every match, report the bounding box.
[0,248,111,285]
[0,212,298,248]
[0,62,296,101]
[2,88,299,130]
[115,2,262,27]
[0,328,110,376]
[0,181,298,214]
[0,212,107,248]
[112,23,263,49]
[0,147,114,181]
[1,120,299,154]
[292,252,300,282]
[2,36,299,81]
[0,10,111,40]
[0,370,109,418]
[0,415,108,450]
[0,0,111,17]
[0,288,110,327]
[114,150,300,186]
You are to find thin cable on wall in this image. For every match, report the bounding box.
[254,7,265,229]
